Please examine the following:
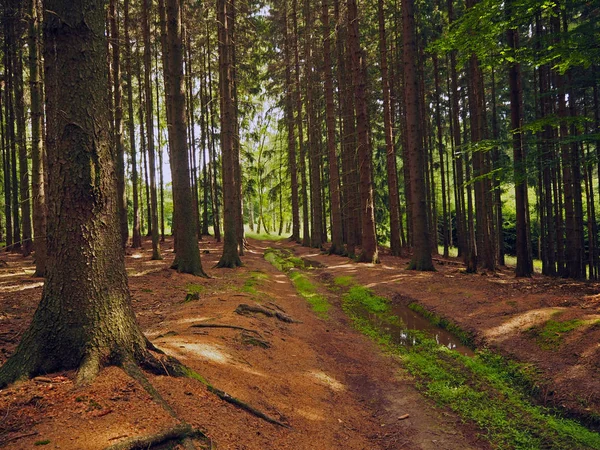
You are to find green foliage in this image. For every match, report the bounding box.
[343,286,389,314]
[529,314,584,350]
[343,295,600,449]
[263,248,330,318]
[34,440,51,446]
[289,271,330,319]
[186,284,204,295]
[242,271,269,296]
[333,275,355,287]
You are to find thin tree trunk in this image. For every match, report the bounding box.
[321,0,343,254]
[404,0,433,270]
[283,0,300,243]
[216,0,242,268]
[347,0,378,263]
[507,4,533,276]
[141,0,161,259]
[110,0,128,248]
[165,0,206,275]
[125,0,141,249]
[378,0,401,257]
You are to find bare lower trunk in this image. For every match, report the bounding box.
[0,0,158,388]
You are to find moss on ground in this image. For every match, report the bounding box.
[264,248,330,319]
[340,283,600,450]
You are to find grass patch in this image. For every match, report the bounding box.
[264,248,330,319]
[333,275,355,287]
[408,302,474,348]
[340,288,600,449]
[264,248,301,272]
[241,271,269,296]
[34,441,50,446]
[289,271,330,319]
[529,314,584,350]
[186,283,204,295]
[343,286,389,314]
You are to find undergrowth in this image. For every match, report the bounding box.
[340,284,600,450]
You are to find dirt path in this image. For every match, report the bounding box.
[0,236,597,449]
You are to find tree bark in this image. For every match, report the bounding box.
[141,0,162,260]
[165,0,206,275]
[404,0,433,271]
[216,0,242,268]
[283,0,301,243]
[347,0,378,263]
[507,1,533,277]
[321,0,344,255]
[0,0,160,387]
[378,0,401,257]
[109,0,128,248]
[28,0,47,274]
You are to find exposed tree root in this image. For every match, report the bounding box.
[266,301,286,312]
[104,423,204,450]
[183,367,289,428]
[189,323,259,334]
[207,385,289,428]
[235,303,301,324]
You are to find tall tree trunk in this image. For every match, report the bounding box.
[507,2,533,277]
[292,0,310,247]
[433,54,449,258]
[322,0,344,254]
[216,0,242,268]
[404,0,433,270]
[206,20,221,242]
[347,0,378,263]
[141,0,161,259]
[165,0,206,275]
[305,0,323,249]
[466,0,494,272]
[14,33,33,256]
[1,77,13,251]
[0,0,167,388]
[283,0,300,243]
[109,0,128,248]
[378,0,401,257]
[28,0,46,273]
[125,0,141,249]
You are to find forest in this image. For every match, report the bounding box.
[0,0,599,448]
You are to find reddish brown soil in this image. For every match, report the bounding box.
[0,237,597,449]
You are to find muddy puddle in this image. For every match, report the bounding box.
[354,303,474,357]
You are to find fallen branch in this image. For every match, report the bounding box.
[235,303,301,324]
[104,423,203,450]
[207,386,290,428]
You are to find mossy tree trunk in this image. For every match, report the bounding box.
[0,0,161,388]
